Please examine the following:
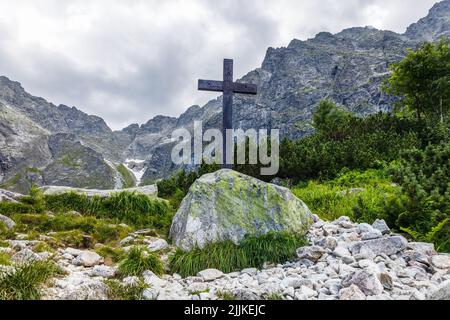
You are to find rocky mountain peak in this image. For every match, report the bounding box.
[405,0,450,41]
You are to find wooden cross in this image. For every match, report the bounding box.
[198,59,257,169]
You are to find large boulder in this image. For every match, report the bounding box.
[170,170,313,251]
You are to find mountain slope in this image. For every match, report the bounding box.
[0,0,449,190]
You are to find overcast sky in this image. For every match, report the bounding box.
[0,0,439,130]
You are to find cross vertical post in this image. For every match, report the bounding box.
[198,59,257,170]
[222,59,233,169]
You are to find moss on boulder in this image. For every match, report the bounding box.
[170,170,313,251]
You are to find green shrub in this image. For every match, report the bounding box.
[0,260,61,300]
[169,232,306,277]
[105,279,148,300]
[292,171,403,223]
[20,185,45,213]
[118,247,164,277]
[390,141,450,252]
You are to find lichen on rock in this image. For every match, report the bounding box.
[170,170,313,251]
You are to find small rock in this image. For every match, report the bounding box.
[427,280,450,300]
[317,237,338,250]
[91,265,117,278]
[119,236,135,246]
[143,270,167,287]
[11,249,42,264]
[407,242,436,256]
[123,276,140,286]
[342,256,356,264]
[145,238,169,252]
[361,230,383,240]
[300,285,317,298]
[297,246,326,262]
[350,270,384,296]
[339,285,366,300]
[187,282,208,293]
[241,268,258,276]
[350,236,408,256]
[197,269,224,282]
[378,273,393,290]
[333,246,351,258]
[356,223,374,234]
[64,248,83,257]
[72,251,103,267]
[430,255,450,270]
[0,214,16,230]
[372,219,390,235]
[142,288,159,300]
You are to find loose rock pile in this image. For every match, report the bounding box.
[8,215,443,300]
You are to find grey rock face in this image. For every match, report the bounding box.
[140,1,450,179]
[170,170,313,251]
[1,1,449,186]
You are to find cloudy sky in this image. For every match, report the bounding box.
[0,0,439,130]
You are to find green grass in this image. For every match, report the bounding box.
[105,279,148,300]
[44,191,173,232]
[216,290,236,300]
[0,260,61,300]
[264,293,284,300]
[169,232,307,277]
[292,169,403,223]
[118,247,164,277]
[12,213,132,246]
[96,245,127,264]
[0,252,11,266]
[117,164,136,189]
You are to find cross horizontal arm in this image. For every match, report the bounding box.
[232,82,258,95]
[198,80,224,92]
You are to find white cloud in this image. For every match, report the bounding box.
[0,0,440,130]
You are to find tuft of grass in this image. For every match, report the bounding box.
[118,247,164,277]
[96,245,127,264]
[44,191,173,232]
[0,260,61,300]
[13,213,132,245]
[33,242,54,253]
[51,230,89,248]
[264,292,284,300]
[169,232,306,277]
[117,164,136,189]
[105,279,148,300]
[216,290,236,300]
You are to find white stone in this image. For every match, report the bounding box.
[91,265,117,278]
[197,269,224,281]
[339,285,366,300]
[143,270,167,287]
[72,251,103,267]
[430,255,450,270]
[11,248,42,264]
[145,238,169,252]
